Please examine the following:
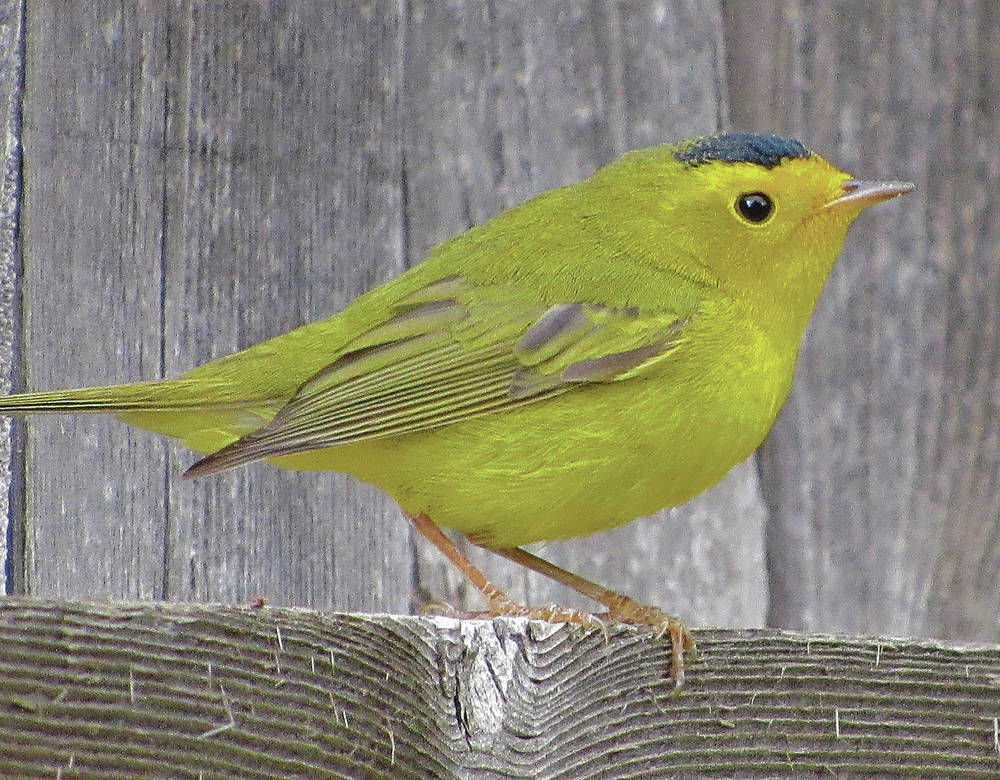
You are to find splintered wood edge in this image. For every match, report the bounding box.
[1,599,998,777]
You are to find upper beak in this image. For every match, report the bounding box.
[824,179,916,211]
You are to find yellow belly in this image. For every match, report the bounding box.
[271,349,790,548]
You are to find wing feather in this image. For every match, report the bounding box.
[184,277,691,478]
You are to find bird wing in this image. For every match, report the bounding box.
[183,275,690,477]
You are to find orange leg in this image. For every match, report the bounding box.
[407,513,604,631]
[407,513,695,691]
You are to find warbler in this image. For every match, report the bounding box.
[0,133,914,689]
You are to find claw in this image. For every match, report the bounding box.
[599,595,697,692]
[664,619,688,695]
[419,599,461,617]
[592,614,610,644]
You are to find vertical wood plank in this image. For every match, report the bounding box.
[405,0,766,627]
[157,1,411,613]
[22,1,170,599]
[20,2,413,611]
[724,1,1000,640]
[0,0,23,594]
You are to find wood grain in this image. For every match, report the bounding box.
[724,0,1000,641]
[2,599,999,777]
[0,0,22,595]
[19,1,412,611]
[154,1,411,613]
[402,0,766,628]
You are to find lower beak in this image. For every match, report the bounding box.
[824,179,916,211]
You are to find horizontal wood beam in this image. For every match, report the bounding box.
[1,599,999,776]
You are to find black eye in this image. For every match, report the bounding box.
[736,192,773,223]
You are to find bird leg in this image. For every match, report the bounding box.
[407,513,604,631]
[407,512,695,690]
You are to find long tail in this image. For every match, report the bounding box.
[0,379,284,455]
[0,379,260,413]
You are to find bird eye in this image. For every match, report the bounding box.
[736,192,774,223]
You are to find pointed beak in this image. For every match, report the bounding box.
[824,179,916,211]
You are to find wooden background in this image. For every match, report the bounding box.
[0,1,996,645]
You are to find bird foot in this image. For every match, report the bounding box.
[418,598,464,617]
[421,591,692,691]
[600,593,697,693]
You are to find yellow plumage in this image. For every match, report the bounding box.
[0,135,911,548]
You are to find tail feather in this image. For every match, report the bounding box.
[0,379,286,458]
[0,379,267,414]
[183,437,267,479]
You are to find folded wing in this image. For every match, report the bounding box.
[184,275,689,477]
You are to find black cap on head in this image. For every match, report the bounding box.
[675,133,810,169]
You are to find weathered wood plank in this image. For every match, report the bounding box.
[404,0,766,629]
[21,1,170,600]
[0,0,23,595]
[724,1,1000,641]
[3,599,1000,777]
[155,1,411,612]
[19,2,412,611]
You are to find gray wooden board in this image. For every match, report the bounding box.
[154,2,411,612]
[19,2,411,611]
[0,0,22,594]
[22,0,172,602]
[3,600,1000,777]
[403,0,766,627]
[724,1,1000,641]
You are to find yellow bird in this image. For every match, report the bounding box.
[0,133,913,688]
